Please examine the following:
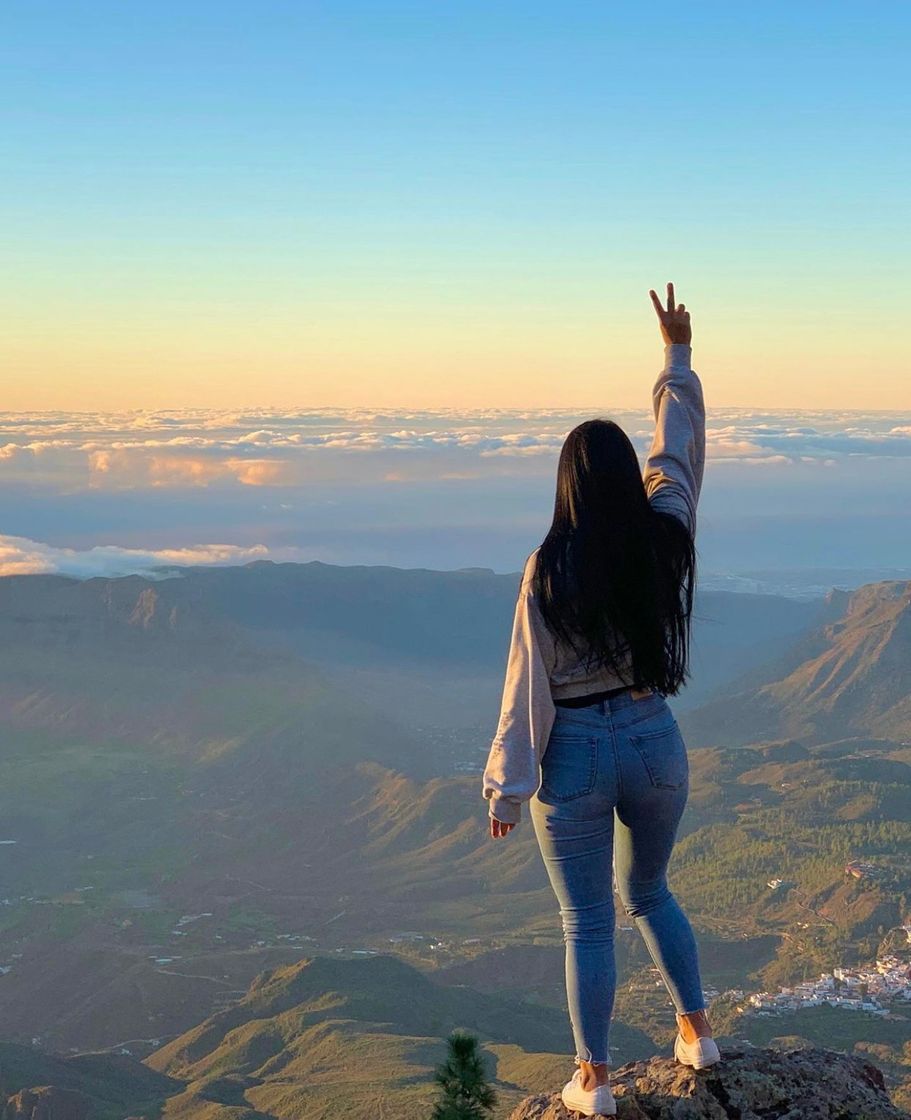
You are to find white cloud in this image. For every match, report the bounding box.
[1,407,911,491]
[0,534,313,579]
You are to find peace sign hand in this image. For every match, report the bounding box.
[649,282,692,346]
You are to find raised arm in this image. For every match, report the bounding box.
[642,283,706,536]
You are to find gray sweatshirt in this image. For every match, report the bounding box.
[481,342,705,824]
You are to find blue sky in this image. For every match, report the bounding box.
[2,3,909,592]
[2,1,908,410]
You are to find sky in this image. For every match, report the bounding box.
[2,1,908,411]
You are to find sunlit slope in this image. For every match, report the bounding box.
[147,953,651,1120]
[674,739,911,954]
[685,581,911,745]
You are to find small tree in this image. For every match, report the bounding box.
[431,1030,497,1120]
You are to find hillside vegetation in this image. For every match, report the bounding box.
[0,564,908,1115]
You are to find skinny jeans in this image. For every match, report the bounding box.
[529,689,706,1065]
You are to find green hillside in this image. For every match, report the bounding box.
[146,953,652,1120]
[0,563,907,1111]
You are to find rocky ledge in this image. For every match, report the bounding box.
[506,1044,910,1120]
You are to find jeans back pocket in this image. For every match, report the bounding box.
[628,722,688,791]
[539,733,598,801]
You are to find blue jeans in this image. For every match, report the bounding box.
[529,689,706,1065]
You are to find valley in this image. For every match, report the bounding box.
[0,561,908,1116]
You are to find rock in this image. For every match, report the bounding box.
[2,1086,90,1120]
[505,1045,910,1119]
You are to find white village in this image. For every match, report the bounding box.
[742,952,911,1018]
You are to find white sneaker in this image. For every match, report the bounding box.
[560,1067,616,1116]
[674,1032,721,1069]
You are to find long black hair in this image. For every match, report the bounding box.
[531,418,696,696]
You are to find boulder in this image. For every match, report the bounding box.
[506,1044,909,1119]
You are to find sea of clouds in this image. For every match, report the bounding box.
[5,406,911,486]
[1,406,910,590]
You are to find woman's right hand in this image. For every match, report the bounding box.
[489,817,515,839]
[649,282,692,345]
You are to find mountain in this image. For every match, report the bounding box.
[2,728,907,1063]
[145,953,652,1120]
[0,561,891,1071]
[0,1041,176,1120]
[9,971,910,1119]
[0,560,824,740]
[684,581,911,746]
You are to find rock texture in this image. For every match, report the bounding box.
[506,1044,910,1119]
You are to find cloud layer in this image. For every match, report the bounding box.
[2,407,910,492]
[2,407,911,583]
[0,534,319,579]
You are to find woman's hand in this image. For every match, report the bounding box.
[490,817,516,839]
[649,281,692,345]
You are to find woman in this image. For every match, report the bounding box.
[481,283,719,1118]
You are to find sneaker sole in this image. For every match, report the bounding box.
[561,1103,617,1117]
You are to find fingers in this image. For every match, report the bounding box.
[489,818,515,838]
[648,289,665,319]
[649,284,682,318]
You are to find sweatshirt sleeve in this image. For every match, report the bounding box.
[481,554,557,825]
[642,342,706,537]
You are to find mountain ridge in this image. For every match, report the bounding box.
[685,579,911,746]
